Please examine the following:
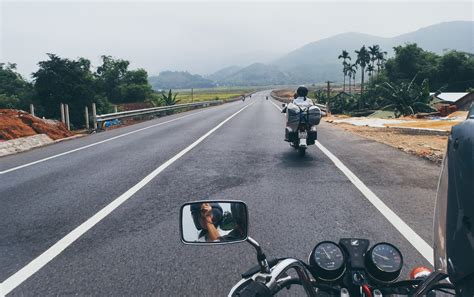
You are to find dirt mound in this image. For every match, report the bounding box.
[0,109,73,141]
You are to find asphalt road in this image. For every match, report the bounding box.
[0,91,442,296]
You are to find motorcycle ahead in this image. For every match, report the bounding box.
[282,103,321,156]
[180,200,456,297]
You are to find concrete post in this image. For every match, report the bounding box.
[65,104,70,130]
[85,106,89,129]
[92,103,97,129]
[30,104,35,117]
[114,105,118,113]
[60,103,65,124]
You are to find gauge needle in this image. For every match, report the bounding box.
[373,252,390,260]
[322,247,331,259]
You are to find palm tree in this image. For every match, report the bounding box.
[366,64,375,80]
[346,63,357,94]
[338,50,351,92]
[368,45,380,69]
[376,51,387,72]
[355,46,371,107]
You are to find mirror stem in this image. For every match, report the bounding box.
[246,237,271,274]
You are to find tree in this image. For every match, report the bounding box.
[355,46,371,104]
[368,45,380,70]
[33,54,97,126]
[346,63,357,94]
[366,64,375,80]
[436,51,474,91]
[379,75,436,117]
[338,50,351,92]
[0,63,34,110]
[376,50,387,72]
[384,43,438,85]
[95,56,153,103]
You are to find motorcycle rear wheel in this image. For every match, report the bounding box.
[298,147,306,156]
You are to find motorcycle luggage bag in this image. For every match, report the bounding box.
[285,127,298,142]
[286,104,321,130]
[307,130,317,145]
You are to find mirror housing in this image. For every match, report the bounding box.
[180,200,248,244]
[281,103,286,107]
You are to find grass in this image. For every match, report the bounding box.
[171,87,260,103]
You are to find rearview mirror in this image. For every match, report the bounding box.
[180,200,248,244]
[281,103,286,107]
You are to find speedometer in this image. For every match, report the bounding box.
[309,241,345,281]
[365,243,403,283]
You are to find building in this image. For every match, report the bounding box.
[431,92,474,111]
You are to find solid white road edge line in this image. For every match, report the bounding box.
[268,99,434,265]
[0,104,223,175]
[314,141,434,265]
[0,102,254,296]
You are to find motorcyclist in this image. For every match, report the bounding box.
[190,203,223,242]
[293,86,314,108]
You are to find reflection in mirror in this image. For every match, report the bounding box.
[181,201,248,244]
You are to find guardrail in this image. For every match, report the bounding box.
[270,90,327,114]
[95,100,223,123]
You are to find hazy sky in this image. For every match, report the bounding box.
[1,1,472,78]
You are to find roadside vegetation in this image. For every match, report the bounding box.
[0,56,258,129]
[1,55,153,127]
[320,43,474,116]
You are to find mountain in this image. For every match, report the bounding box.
[217,63,292,86]
[160,21,473,87]
[149,71,215,90]
[272,21,473,83]
[205,66,242,82]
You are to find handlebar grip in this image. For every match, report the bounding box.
[234,280,272,297]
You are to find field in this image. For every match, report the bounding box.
[172,87,262,103]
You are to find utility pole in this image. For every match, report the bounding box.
[191,88,194,103]
[325,81,333,114]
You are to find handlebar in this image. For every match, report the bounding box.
[232,258,455,297]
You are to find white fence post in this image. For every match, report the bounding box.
[60,103,65,124]
[30,104,35,117]
[65,104,70,130]
[85,106,89,129]
[92,103,97,129]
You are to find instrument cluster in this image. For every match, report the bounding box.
[309,238,403,285]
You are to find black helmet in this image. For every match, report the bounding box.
[190,203,223,230]
[434,110,474,296]
[296,86,308,97]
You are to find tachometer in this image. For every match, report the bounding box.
[365,243,403,283]
[309,241,345,281]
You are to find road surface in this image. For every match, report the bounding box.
[0,91,442,296]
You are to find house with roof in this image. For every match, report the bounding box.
[431,92,474,111]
